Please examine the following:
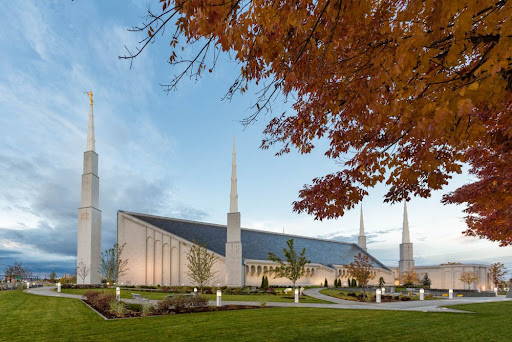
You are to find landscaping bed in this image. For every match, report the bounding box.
[320,289,435,302]
[59,287,330,303]
[83,290,264,319]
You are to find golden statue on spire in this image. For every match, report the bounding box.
[85,91,93,105]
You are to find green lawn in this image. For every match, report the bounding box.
[320,289,438,302]
[1,290,511,341]
[59,288,330,303]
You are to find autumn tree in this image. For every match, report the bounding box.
[401,271,419,286]
[460,272,479,289]
[268,239,309,289]
[346,253,376,300]
[186,243,218,292]
[100,243,129,284]
[123,1,512,245]
[489,262,507,288]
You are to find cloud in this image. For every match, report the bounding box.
[0,1,208,274]
[317,226,402,245]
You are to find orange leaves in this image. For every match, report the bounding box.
[133,0,512,244]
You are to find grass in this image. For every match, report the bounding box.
[320,289,438,302]
[1,290,512,341]
[320,288,363,301]
[58,288,331,303]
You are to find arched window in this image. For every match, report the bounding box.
[250,265,256,274]
[263,266,268,274]
[257,265,262,275]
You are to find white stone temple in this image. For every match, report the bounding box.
[76,94,493,289]
[389,202,492,290]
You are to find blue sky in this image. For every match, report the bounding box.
[0,0,510,276]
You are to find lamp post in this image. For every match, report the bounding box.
[449,289,453,299]
[116,287,121,301]
[57,282,61,293]
[375,289,382,303]
[294,288,299,303]
[216,290,222,307]
[419,288,424,301]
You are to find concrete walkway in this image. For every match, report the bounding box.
[25,286,511,314]
[304,287,512,312]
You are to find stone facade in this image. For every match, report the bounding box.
[117,211,394,287]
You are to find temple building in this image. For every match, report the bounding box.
[77,94,493,290]
[116,142,394,287]
[388,202,492,290]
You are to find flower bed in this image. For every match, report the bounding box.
[83,291,263,319]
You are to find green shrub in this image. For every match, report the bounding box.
[125,303,143,312]
[142,304,154,316]
[260,276,267,289]
[154,295,208,314]
[109,301,128,317]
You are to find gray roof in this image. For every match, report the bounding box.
[123,211,389,271]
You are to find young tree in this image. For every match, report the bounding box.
[460,272,479,290]
[346,253,375,301]
[260,275,269,289]
[268,239,309,289]
[378,277,385,288]
[422,273,432,288]
[489,262,507,288]
[100,243,129,284]
[186,243,217,293]
[401,271,419,286]
[76,261,89,284]
[324,278,328,287]
[124,1,512,246]
[48,271,57,281]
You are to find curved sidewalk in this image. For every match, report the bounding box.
[25,286,511,313]
[304,287,512,312]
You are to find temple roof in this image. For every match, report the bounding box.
[122,211,390,271]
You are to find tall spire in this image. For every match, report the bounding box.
[77,90,101,284]
[229,138,238,213]
[225,137,243,287]
[86,91,95,152]
[402,201,410,243]
[358,204,367,251]
[359,205,365,236]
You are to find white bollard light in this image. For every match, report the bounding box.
[216,290,222,307]
[116,287,121,301]
[26,282,30,289]
[381,287,385,294]
[376,289,382,303]
[419,288,425,301]
[57,282,61,293]
[194,287,198,295]
[449,289,453,299]
[494,287,498,296]
[294,288,299,303]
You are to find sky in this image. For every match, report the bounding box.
[0,0,510,277]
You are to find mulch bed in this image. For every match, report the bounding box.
[84,300,264,320]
